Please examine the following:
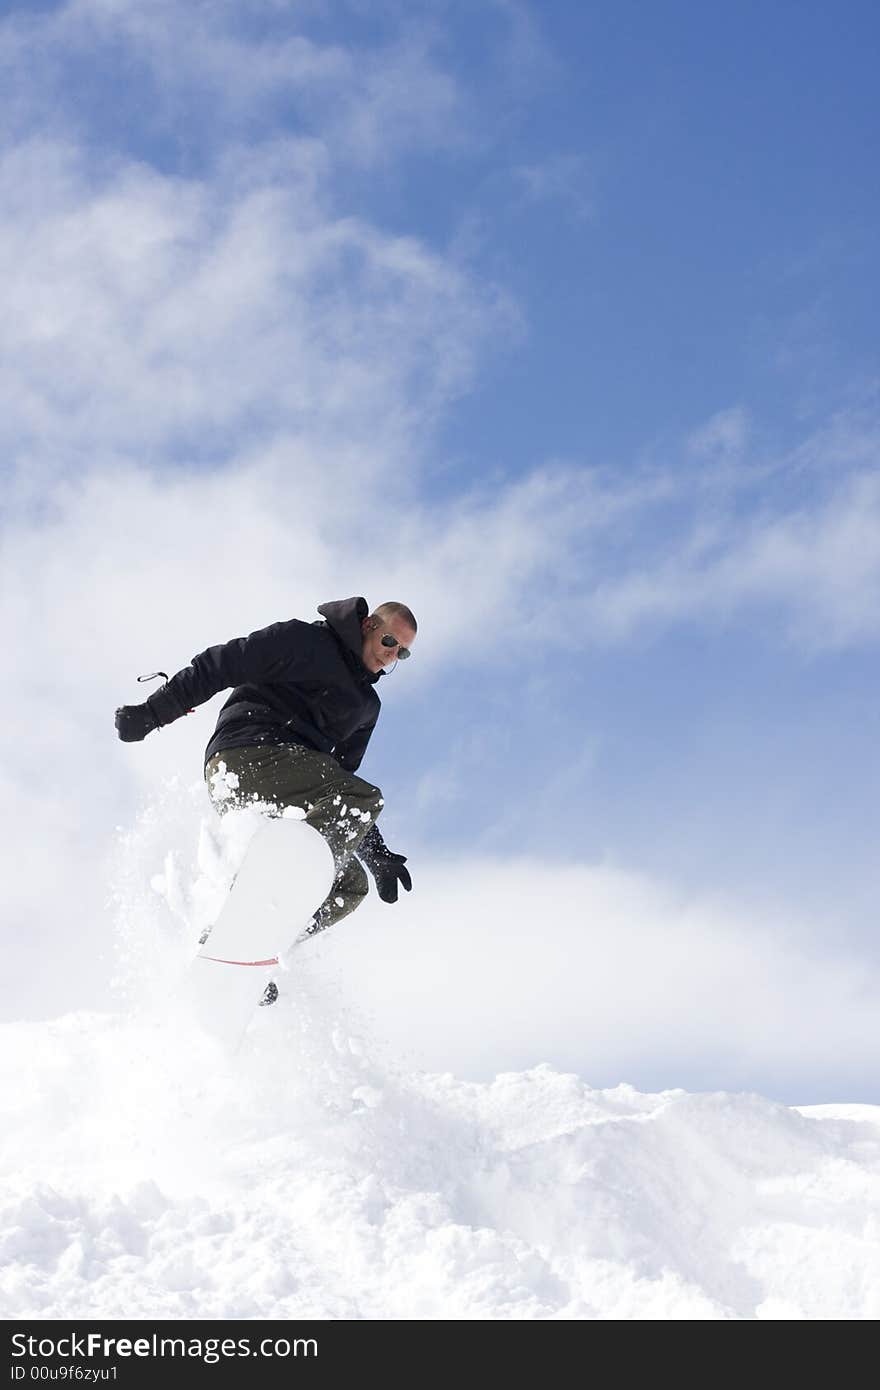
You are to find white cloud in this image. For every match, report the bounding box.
[0,135,512,492]
[315,852,880,1098]
[584,441,880,650]
[717,472,880,646]
[0,0,470,166]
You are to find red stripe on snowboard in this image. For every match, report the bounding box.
[199,954,279,967]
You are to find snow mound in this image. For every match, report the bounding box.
[1,1006,878,1320]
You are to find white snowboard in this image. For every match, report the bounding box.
[188,816,334,1053]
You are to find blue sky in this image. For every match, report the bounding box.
[363,0,880,466]
[2,0,879,1101]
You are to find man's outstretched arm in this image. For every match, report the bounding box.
[114,619,305,741]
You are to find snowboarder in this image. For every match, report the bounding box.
[114,597,415,947]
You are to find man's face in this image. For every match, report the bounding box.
[360,615,417,674]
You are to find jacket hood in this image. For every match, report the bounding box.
[317,596,371,662]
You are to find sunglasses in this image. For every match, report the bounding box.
[380,633,411,660]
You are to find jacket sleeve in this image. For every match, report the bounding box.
[145,620,306,727]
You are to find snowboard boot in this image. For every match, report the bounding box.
[259,980,279,1007]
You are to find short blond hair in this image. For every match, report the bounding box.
[372,601,417,632]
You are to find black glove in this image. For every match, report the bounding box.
[115,683,186,742]
[115,702,159,742]
[358,825,412,904]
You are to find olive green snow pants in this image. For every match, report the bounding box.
[204,743,384,935]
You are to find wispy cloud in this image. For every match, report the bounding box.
[1,135,512,494]
[512,153,597,222]
[0,1,477,167]
[583,405,880,650]
[686,406,750,461]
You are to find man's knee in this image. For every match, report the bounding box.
[344,772,383,812]
[312,858,369,934]
[327,776,383,827]
[366,787,384,822]
[360,783,385,829]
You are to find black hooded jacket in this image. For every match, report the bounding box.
[148,598,383,772]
